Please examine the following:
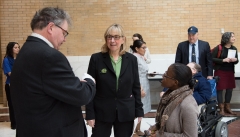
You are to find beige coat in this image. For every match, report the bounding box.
[157,94,198,137]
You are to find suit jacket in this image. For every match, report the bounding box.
[86,52,144,122]
[10,36,96,137]
[175,40,213,78]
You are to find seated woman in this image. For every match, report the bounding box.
[148,63,198,137]
[187,62,212,105]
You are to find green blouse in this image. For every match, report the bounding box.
[110,56,122,90]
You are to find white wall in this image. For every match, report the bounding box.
[67,53,240,77]
[67,54,240,104]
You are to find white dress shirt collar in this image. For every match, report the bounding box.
[30,33,54,48]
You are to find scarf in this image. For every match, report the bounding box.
[155,85,193,135]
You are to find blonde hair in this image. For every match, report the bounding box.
[101,23,127,55]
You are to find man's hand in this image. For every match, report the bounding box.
[81,73,96,83]
[87,120,95,128]
[207,76,213,79]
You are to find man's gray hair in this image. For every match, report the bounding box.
[191,62,202,72]
[30,7,71,31]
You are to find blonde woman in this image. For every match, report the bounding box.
[86,24,144,137]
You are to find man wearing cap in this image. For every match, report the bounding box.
[175,26,213,79]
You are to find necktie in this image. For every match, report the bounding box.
[192,44,196,63]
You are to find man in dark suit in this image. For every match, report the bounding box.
[175,26,213,79]
[10,7,96,137]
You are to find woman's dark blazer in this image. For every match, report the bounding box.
[212,45,238,71]
[86,52,144,122]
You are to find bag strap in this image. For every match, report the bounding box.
[217,44,222,58]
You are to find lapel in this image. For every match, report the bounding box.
[102,53,115,74]
[120,53,129,77]
[198,40,203,59]
[102,52,129,77]
[186,41,190,62]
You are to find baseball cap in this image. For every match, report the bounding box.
[188,26,198,34]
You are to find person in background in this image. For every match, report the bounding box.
[148,63,198,137]
[10,7,96,137]
[187,62,212,111]
[175,26,213,79]
[129,33,151,64]
[212,32,238,115]
[2,42,20,129]
[130,40,151,136]
[86,24,144,137]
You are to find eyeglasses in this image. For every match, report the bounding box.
[55,25,69,38]
[140,46,147,50]
[163,72,176,80]
[106,35,122,40]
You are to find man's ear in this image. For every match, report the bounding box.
[193,69,197,74]
[47,22,55,34]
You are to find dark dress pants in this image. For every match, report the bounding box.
[91,113,134,137]
[5,84,16,129]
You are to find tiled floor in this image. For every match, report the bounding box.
[228,119,240,137]
[1,116,240,137]
[0,119,152,137]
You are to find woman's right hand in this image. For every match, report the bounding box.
[87,119,95,128]
[223,58,231,63]
[230,58,237,62]
[141,87,146,97]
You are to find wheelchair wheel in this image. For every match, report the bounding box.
[215,121,228,137]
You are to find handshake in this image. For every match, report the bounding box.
[80,73,95,83]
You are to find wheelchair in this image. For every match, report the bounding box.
[198,76,228,137]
